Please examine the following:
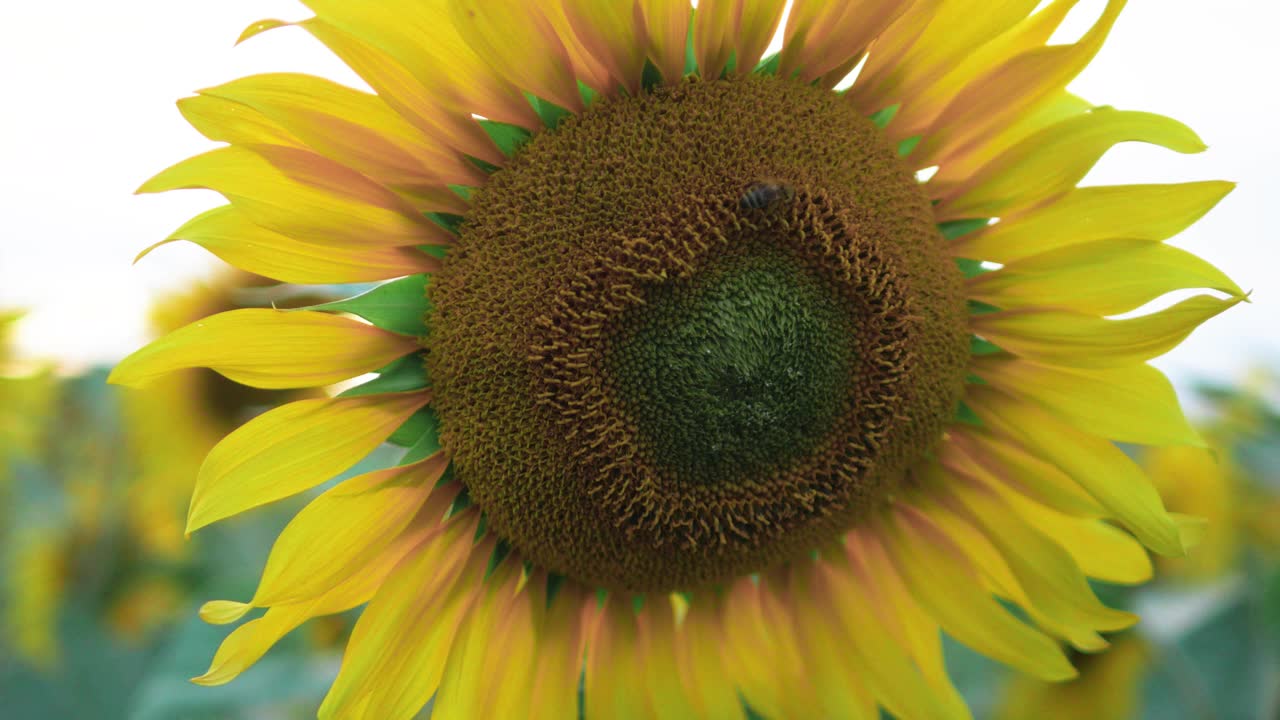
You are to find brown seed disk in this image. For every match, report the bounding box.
[426,74,969,592]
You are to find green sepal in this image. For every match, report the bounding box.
[390,405,441,450]
[425,211,466,236]
[579,81,599,107]
[869,104,900,129]
[419,244,449,260]
[954,401,983,427]
[754,52,781,76]
[339,353,429,399]
[970,336,1003,356]
[938,218,991,240]
[683,8,698,76]
[479,119,533,158]
[955,257,987,279]
[447,486,473,517]
[641,59,665,91]
[545,573,567,609]
[968,299,1001,316]
[305,274,432,337]
[527,94,572,129]
[485,539,512,578]
[475,513,489,541]
[898,136,921,157]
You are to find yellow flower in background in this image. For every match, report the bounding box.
[111,1,1244,718]
[1144,445,1238,582]
[996,636,1150,720]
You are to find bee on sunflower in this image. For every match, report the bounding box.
[112,1,1245,718]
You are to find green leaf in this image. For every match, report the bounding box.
[306,274,431,336]
[338,353,429,398]
[955,257,987,278]
[527,94,571,129]
[641,59,664,91]
[393,406,441,453]
[898,136,921,157]
[967,299,1001,315]
[938,218,991,240]
[425,211,465,236]
[479,119,532,158]
[954,401,983,427]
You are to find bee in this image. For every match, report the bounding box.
[739,180,796,210]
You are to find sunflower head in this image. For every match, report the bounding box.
[111,1,1246,718]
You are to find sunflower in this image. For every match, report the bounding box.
[111,1,1245,717]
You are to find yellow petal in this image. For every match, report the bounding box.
[945,428,1105,518]
[448,1,584,112]
[251,455,451,606]
[195,528,425,686]
[809,558,971,720]
[969,240,1244,317]
[433,562,528,720]
[852,0,1036,114]
[636,597,701,719]
[525,582,592,720]
[998,489,1153,585]
[889,0,1081,139]
[849,531,961,703]
[953,181,1235,263]
[950,481,1136,634]
[138,146,450,248]
[193,604,313,686]
[972,294,1245,369]
[109,308,418,389]
[270,17,506,164]
[638,0,692,84]
[138,206,440,285]
[937,110,1206,219]
[199,73,484,192]
[672,594,745,720]
[178,94,302,147]
[973,356,1202,446]
[561,0,648,94]
[915,0,1127,168]
[298,1,539,128]
[585,597,653,720]
[199,600,253,625]
[319,520,485,720]
[967,386,1184,556]
[883,507,1076,681]
[692,0,737,79]
[781,0,911,83]
[722,577,815,719]
[187,392,429,533]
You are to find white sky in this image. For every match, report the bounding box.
[0,0,1276,393]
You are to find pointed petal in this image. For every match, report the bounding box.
[692,0,737,79]
[585,596,653,720]
[525,583,592,720]
[972,295,1245,369]
[187,392,430,532]
[881,507,1076,680]
[722,577,814,719]
[140,206,440,285]
[298,1,538,128]
[672,594,745,719]
[781,0,910,83]
[199,600,253,625]
[108,309,418,390]
[137,146,450,248]
[949,481,1136,634]
[561,0,649,94]
[639,0,693,84]
[251,455,452,606]
[432,562,527,720]
[852,0,1036,113]
[967,385,1184,556]
[945,428,1106,518]
[178,94,302,147]
[953,182,1235,263]
[915,0,1128,168]
[969,240,1243,317]
[973,356,1201,446]
[449,1,584,112]
[937,110,1206,219]
[319,519,486,720]
[199,73,484,190]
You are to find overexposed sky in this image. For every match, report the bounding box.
[0,0,1275,392]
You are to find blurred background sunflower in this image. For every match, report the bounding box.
[1,1,1278,719]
